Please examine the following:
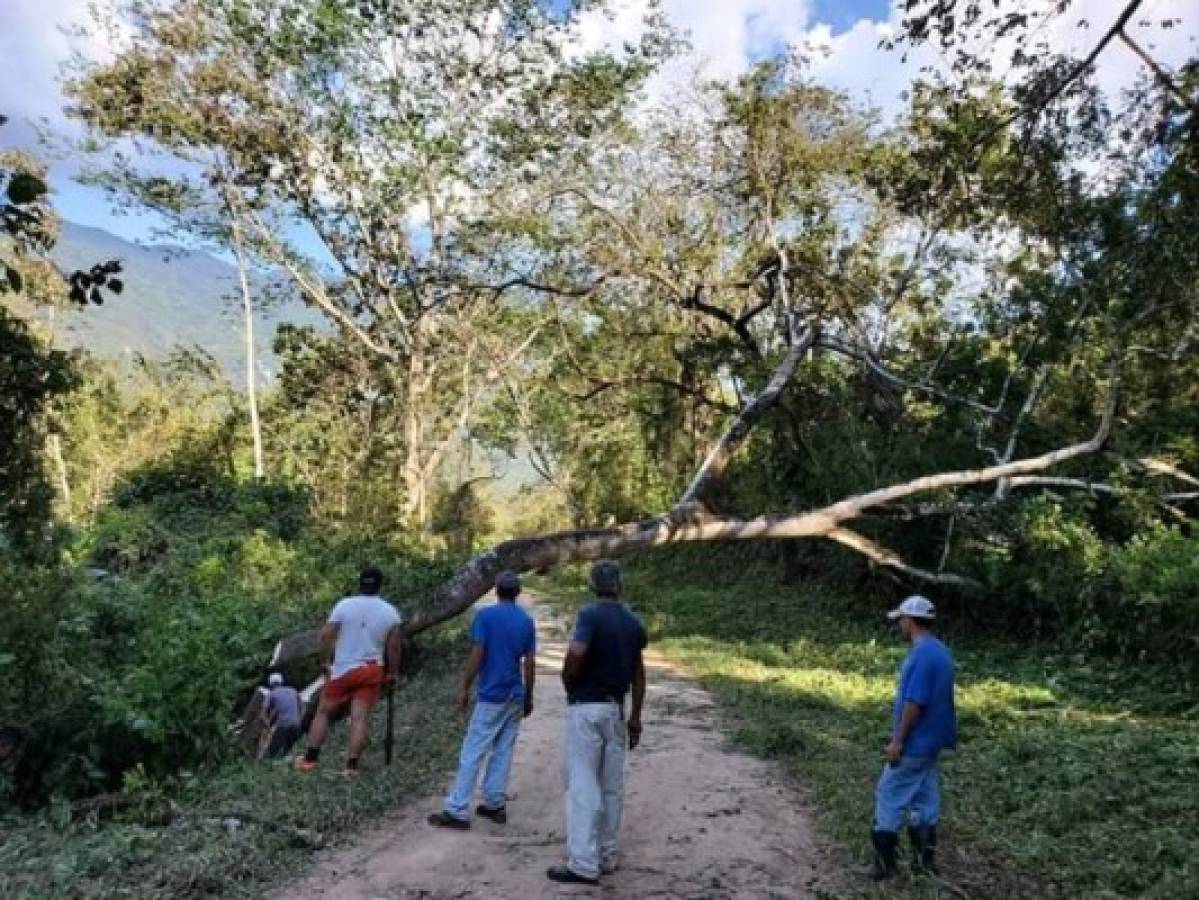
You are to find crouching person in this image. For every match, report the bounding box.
[428,570,536,829]
[260,672,303,759]
[295,566,401,777]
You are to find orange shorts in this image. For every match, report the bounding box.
[323,661,384,707]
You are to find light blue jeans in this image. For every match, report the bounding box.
[443,699,523,820]
[874,756,940,832]
[562,702,626,879]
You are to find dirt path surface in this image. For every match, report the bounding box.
[275,598,839,899]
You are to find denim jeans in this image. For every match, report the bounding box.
[874,756,941,832]
[443,699,523,820]
[562,702,626,879]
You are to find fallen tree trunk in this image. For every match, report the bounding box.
[234,342,1120,746]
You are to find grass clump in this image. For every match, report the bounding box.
[537,547,1199,899]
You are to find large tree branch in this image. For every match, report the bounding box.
[241,208,400,361]
[817,335,1005,417]
[677,320,815,507]
[262,361,1119,704]
[825,526,979,589]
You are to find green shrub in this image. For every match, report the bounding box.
[0,471,456,808]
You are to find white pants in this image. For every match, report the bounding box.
[562,702,626,879]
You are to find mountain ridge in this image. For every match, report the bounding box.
[45,220,318,381]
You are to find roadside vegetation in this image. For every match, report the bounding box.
[541,547,1199,899]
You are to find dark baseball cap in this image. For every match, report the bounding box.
[359,566,384,592]
[495,570,521,596]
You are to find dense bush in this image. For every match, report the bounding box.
[0,467,456,808]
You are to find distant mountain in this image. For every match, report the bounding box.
[46,221,320,383]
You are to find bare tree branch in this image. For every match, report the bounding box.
[826,526,979,589]
[817,335,1004,417]
[1116,27,1196,110]
[677,320,815,507]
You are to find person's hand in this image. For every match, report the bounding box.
[385,671,397,689]
[883,738,903,763]
[627,716,642,750]
[456,686,471,714]
[523,697,534,719]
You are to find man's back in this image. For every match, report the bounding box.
[473,602,537,703]
[895,635,957,757]
[569,601,648,703]
[266,685,302,728]
[329,594,401,678]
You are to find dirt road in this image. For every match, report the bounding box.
[274,598,839,899]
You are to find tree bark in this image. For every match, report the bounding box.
[229,214,265,481]
[47,433,72,512]
[677,322,814,508]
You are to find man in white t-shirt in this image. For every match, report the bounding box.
[295,566,402,777]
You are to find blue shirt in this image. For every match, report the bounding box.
[569,601,648,704]
[893,635,957,758]
[471,602,537,704]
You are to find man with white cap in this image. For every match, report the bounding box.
[260,672,303,759]
[858,595,957,881]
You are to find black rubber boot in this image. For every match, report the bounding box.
[854,830,899,881]
[908,824,938,873]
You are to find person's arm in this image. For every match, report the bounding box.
[562,608,593,691]
[318,622,339,682]
[627,651,646,750]
[385,623,403,685]
[523,652,536,717]
[457,643,485,713]
[258,693,272,728]
[562,641,588,690]
[885,654,932,761]
[885,702,922,761]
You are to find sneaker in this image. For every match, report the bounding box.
[294,755,319,774]
[546,865,599,885]
[342,765,361,780]
[476,804,507,824]
[427,811,470,830]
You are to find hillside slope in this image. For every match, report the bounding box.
[46,221,318,380]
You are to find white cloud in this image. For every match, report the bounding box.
[0,0,124,129]
[573,0,816,98]
[572,0,1196,122]
[806,0,1197,122]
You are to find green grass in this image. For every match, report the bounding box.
[0,633,466,900]
[534,549,1199,899]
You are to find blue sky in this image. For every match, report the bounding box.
[1,0,1192,249]
[0,0,892,247]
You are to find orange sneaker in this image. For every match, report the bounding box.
[294,755,319,774]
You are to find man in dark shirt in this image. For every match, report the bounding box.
[858,595,957,881]
[547,560,648,886]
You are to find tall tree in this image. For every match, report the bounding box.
[71,0,670,528]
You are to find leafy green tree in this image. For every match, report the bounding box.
[1,118,122,555]
[70,0,671,529]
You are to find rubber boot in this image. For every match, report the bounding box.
[854,830,899,881]
[908,824,937,874]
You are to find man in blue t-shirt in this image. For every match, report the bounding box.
[429,570,536,828]
[858,595,957,882]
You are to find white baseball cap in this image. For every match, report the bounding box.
[268,672,283,686]
[886,595,935,620]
